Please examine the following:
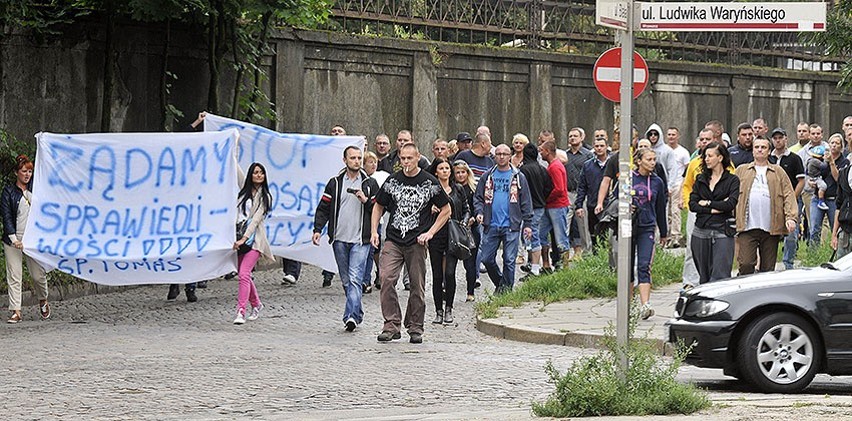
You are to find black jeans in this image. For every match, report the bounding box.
[429,246,459,312]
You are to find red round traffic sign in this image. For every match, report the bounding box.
[593,47,649,103]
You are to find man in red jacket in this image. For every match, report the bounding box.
[538,141,571,273]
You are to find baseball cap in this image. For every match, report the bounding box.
[770,127,787,137]
[810,144,826,158]
[456,132,473,143]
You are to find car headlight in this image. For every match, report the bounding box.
[683,299,729,318]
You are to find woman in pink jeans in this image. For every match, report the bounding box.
[233,162,274,324]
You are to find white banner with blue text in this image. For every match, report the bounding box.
[204,114,365,273]
[24,130,240,285]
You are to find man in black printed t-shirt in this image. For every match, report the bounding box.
[371,143,450,344]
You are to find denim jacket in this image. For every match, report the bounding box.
[1,182,32,246]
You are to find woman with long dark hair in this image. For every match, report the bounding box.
[631,148,668,320]
[453,160,479,302]
[689,141,739,284]
[428,157,469,324]
[233,162,275,324]
[1,155,50,323]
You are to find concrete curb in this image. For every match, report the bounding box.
[476,315,672,355]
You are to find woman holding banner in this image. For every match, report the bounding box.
[1,155,50,323]
[232,162,275,325]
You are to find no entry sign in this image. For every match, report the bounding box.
[593,47,649,102]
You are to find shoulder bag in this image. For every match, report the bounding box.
[447,219,475,260]
[235,219,256,255]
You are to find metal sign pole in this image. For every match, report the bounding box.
[616,0,636,377]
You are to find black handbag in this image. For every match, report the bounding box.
[235,220,255,255]
[447,219,475,260]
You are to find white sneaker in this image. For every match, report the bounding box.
[282,274,296,285]
[641,303,655,320]
[247,303,264,321]
[233,311,246,325]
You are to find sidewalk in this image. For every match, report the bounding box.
[476,282,682,352]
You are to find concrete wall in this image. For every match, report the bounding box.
[3,25,852,154]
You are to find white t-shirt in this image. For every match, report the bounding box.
[746,165,772,232]
[667,145,691,191]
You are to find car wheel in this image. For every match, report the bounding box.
[736,312,822,393]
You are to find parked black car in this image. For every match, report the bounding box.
[667,254,852,393]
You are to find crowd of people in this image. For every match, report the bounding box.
[6,113,852,344]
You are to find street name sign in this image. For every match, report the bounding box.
[638,2,826,32]
[596,0,629,29]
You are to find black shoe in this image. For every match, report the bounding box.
[167,284,180,300]
[197,281,208,289]
[377,331,401,342]
[519,263,532,273]
[374,281,381,290]
[186,289,198,303]
[541,267,554,275]
[345,318,356,332]
[322,273,333,288]
[409,333,423,344]
[363,284,372,294]
[474,281,481,289]
[224,271,237,280]
[403,284,410,291]
[432,310,444,324]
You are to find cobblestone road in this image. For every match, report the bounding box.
[0,265,582,420]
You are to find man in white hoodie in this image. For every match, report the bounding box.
[645,124,671,178]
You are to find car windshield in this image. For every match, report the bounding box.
[831,251,852,271]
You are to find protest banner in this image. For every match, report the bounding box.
[204,114,364,273]
[24,130,240,285]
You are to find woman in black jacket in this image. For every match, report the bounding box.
[689,142,740,284]
[1,155,50,323]
[428,158,470,324]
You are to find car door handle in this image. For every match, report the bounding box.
[817,292,835,297]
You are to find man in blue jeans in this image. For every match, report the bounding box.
[474,144,533,294]
[768,128,805,269]
[312,146,379,332]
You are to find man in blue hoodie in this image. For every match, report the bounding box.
[474,144,534,294]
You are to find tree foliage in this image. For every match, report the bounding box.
[1,0,333,128]
[804,0,852,91]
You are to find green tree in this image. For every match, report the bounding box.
[130,0,204,130]
[804,0,852,91]
[236,0,332,123]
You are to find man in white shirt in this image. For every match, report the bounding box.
[664,127,691,247]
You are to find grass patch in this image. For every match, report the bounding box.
[476,243,684,319]
[532,311,710,417]
[798,240,835,268]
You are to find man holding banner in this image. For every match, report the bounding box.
[372,143,450,344]
[312,146,379,332]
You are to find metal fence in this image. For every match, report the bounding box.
[327,0,841,71]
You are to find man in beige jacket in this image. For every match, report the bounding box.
[734,137,798,275]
